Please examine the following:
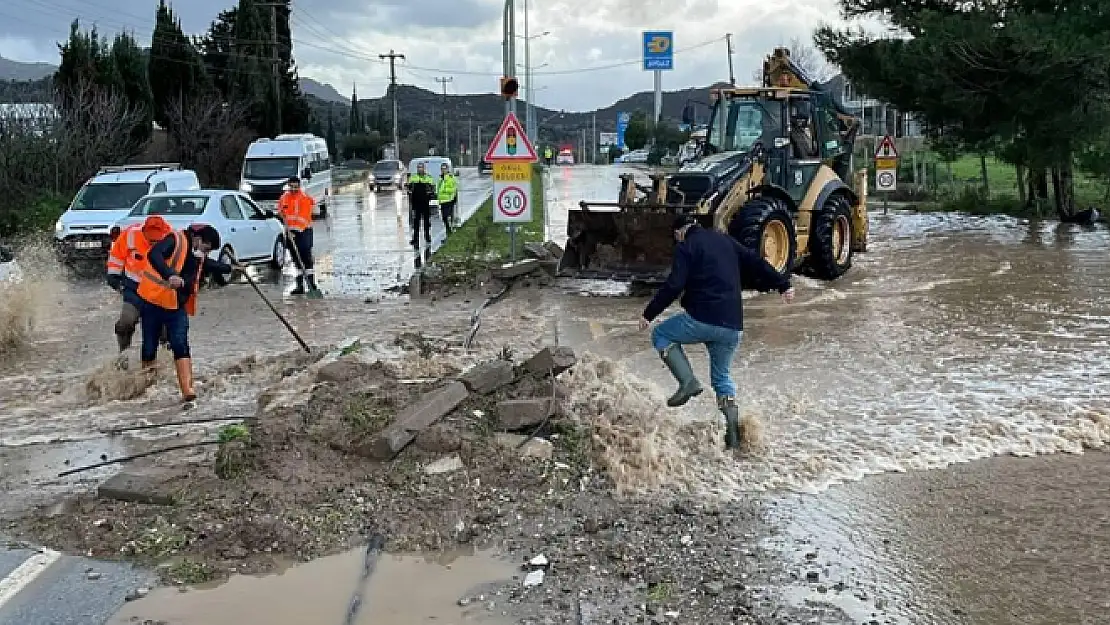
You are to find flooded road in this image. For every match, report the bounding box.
[3,163,1110,624]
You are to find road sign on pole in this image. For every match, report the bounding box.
[874,135,898,194]
[875,168,897,192]
[484,112,538,163]
[493,162,532,223]
[642,31,674,71]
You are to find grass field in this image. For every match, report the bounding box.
[431,165,545,264]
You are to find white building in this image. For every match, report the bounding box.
[829,77,924,138]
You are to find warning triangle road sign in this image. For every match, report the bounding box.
[874,135,899,159]
[484,112,538,162]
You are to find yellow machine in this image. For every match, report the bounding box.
[558,48,869,283]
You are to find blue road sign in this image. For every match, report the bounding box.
[616,111,630,148]
[642,31,674,71]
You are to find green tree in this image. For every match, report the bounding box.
[326,106,337,159]
[624,110,650,150]
[348,85,364,134]
[150,0,209,130]
[110,31,153,152]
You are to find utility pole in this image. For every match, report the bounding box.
[468,115,474,165]
[591,112,596,164]
[435,76,453,158]
[258,2,283,135]
[726,34,736,86]
[379,49,405,159]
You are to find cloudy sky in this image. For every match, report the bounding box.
[0,0,863,112]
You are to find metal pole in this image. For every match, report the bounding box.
[524,0,531,138]
[435,77,453,156]
[726,34,736,86]
[502,2,511,118]
[508,0,517,117]
[379,50,405,159]
[591,112,596,164]
[653,70,662,124]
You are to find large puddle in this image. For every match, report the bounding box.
[109,548,517,625]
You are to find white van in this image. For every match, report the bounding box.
[240,133,333,218]
[53,163,200,263]
[406,157,459,208]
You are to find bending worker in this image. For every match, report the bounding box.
[639,215,795,451]
[406,162,436,248]
[437,162,458,235]
[277,176,318,295]
[136,224,242,402]
[106,215,171,352]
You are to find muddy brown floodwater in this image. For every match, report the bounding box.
[2,165,1109,624]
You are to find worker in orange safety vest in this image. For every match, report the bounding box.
[136,224,242,402]
[276,176,318,295]
[106,215,172,353]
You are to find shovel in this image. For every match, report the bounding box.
[232,252,311,353]
[284,226,324,299]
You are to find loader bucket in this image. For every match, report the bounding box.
[557,207,683,283]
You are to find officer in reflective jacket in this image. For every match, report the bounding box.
[436,163,458,234]
[106,216,171,353]
[137,224,242,402]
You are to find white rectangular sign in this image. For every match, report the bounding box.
[492,180,533,223]
[598,132,618,146]
[875,168,897,192]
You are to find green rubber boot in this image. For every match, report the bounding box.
[659,344,703,407]
[718,395,742,450]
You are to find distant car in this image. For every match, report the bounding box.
[371,159,406,191]
[344,159,371,169]
[555,149,574,165]
[0,244,21,283]
[618,149,649,164]
[478,159,492,176]
[112,190,287,271]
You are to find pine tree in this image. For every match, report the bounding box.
[149,0,209,129]
[326,105,337,158]
[111,31,153,151]
[348,84,363,134]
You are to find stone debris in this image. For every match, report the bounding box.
[529,554,549,567]
[356,381,469,460]
[97,471,176,506]
[459,360,515,395]
[491,259,541,279]
[496,398,553,431]
[315,356,380,384]
[423,454,465,475]
[523,569,545,588]
[522,242,553,261]
[494,434,554,460]
[521,346,577,377]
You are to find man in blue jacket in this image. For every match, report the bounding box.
[639,215,795,450]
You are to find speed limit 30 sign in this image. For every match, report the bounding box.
[492,161,532,223]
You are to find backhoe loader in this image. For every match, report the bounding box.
[557,48,870,283]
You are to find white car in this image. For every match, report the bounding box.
[0,245,21,283]
[112,190,287,270]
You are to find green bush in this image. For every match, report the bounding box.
[0,194,69,238]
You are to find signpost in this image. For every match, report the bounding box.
[874,135,898,213]
[642,31,673,124]
[484,112,538,260]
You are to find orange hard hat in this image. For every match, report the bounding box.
[141,215,171,241]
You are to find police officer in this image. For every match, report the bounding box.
[277,176,318,295]
[544,146,553,166]
[406,162,436,248]
[106,215,171,353]
[436,163,458,234]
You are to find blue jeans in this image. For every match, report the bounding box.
[140,302,190,362]
[651,313,741,397]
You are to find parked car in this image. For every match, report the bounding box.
[112,190,287,271]
[0,244,20,283]
[53,163,200,264]
[371,159,406,191]
[617,149,649,164]
[478,159,493,176]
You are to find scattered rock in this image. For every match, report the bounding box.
[806,571,820,582]
[86,570,101,581]
[496,398,553,431]
[529,554,549,567]
[523,569,545,587]
[459,360,515,395]
[702,580,724,595]
[521,346,577,377]
[97,471,176,506]
[423,454,465,475]
[354,381,469,460]
[124,587,150,602]
[491,259,541,279]
[415,424,463,453]
[315,357,381,384]
[494,433,554,460]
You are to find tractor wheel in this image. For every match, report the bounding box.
[806,194,854,280]
[728,197,797,278]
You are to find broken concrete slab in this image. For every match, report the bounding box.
[415,424,463,453]
[543,241,564,259]
[459,360,515,395]
[522,242,553,261]
[97,471,176,506]
[356,381,469,460]
[497,398,553,431]
[491,258,540,279]
[522,346,577,377]
[423,454,464,475]
[538,260,559,277]
[493,433,553,460]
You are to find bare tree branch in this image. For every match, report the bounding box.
[163,95,256,188]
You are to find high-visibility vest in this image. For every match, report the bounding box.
[279,191,314,232]
[107,224,146,283]
[136,231,189,310]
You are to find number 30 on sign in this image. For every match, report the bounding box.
[493,180,532,223]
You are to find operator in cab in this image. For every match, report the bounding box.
[639,215,795,451]
[277,176,318,295]
[106,215,172,356]
[137,224,244,403]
